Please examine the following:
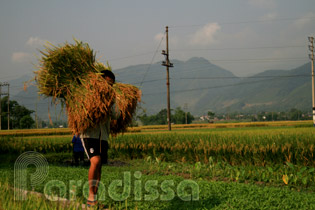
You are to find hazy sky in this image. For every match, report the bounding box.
[1,0,315,83]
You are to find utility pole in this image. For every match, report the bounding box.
[35,101,38,129]
[162,26,174,131]
[0,82,10,130]
[7,83,10,130]
[184,103,188,124]
[309,36,315,127]
[0,84,1,130]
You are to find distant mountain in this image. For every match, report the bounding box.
[13,85,66,122]
[9,74,66,122]
[116,57,240,114]
[7,58,313,121]
[209,63,312,113]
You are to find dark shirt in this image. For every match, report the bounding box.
[72,135,84,152]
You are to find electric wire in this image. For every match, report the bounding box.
[142,76,308,96]
[169,16,315,28]
[171,45,306,52]
[139,32,165,88]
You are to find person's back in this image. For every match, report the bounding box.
[79,70,120,208]
[80,70,119,164]
[80,101,119,164]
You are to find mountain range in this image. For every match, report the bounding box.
[7,57,312,121]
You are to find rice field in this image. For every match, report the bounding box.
[1,121,315,209]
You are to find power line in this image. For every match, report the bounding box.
[173,60,307,74]
[172,57,308,63]
[10,74,308,89]
[11,96,43,99]
[110,47,307,73]
[19,102,52,106]
[9,75,310,105]
[169,16,315,28]
[9,86,24,88]
[17,74,311,94]
[107,51,156,62]
[130,74,310,85]
[131,78,165,85]
[171,45,306,52]
[171,59,307,76]
[128,59,310,81]
[0,74,27,80]
[139,32,165,87]
[142,76,304,96]
[177,74,310,80]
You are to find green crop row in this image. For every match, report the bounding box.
[0,121,311,137]
[2,127,315,167]
[110,127,315,166]
[1,161,315,210]
[141,157,315,190]
[0,136,72,154]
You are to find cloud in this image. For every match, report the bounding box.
[293,12,315,28]
[190,23,221,46]
[248,0,276,9]
[26,36,47,48]
[11,52,32,63]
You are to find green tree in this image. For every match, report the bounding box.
[173,107,194,124]
[156,109,168,125]
[1,96,35,129]
[279,111,288,120]
[139,109,168,125]
[257,111,266,121]
[265,112,278,121]
[139,107,194,125]
[207,111,215,119]
[173,107,185,124]
[20,115,35,129]
[12,104,34,128]
[288,108,302,120]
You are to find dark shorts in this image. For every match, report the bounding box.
[82,138,109,164]
[73,151,84,165]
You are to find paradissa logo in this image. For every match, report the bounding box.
[44,171,199,201]
[14,152,199,202]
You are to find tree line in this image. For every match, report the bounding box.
[0,96,34,129]
[1,95,312,129]
[139,107,194,125]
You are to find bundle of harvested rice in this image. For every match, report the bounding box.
[66,72,115,134]
[34,39,141,135]
[66,80,141,135]
[34,39,97,100]
[111,83,142,135]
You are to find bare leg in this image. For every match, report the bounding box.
[93,162,102,195]
[88,155,102,202]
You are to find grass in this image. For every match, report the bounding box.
[1,158,315,209]
[0,180,83,210]
[2,123,315,209]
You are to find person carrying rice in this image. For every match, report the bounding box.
[80,70,119,208]
[32,39,141,209]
